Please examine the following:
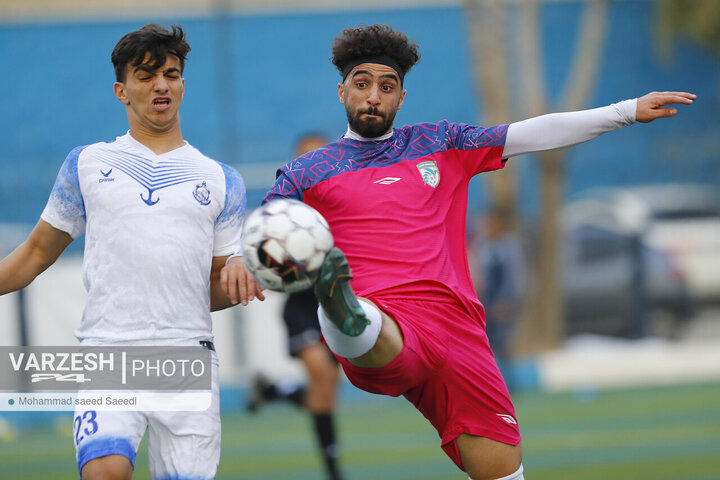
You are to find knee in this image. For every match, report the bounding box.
[466,456,522,480]
[305,371,339,411]
[302,348,340,388]
[456,434,522,480]
[306,359,338,384]
[81,454,133,480]
[467,464,524,480]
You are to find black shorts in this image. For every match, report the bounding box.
[283,289,324,357]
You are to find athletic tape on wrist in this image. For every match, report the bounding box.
[225,252,243,266]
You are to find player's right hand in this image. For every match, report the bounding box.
[221,257,266,306]
[635,91,695,123]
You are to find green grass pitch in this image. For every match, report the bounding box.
[1,382,719,479]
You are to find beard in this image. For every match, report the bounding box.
[346,105,397,138]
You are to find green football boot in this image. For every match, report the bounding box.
[314,247,370,336]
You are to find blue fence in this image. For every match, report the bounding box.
[1,1,718,231]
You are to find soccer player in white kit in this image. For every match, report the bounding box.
[0,24,263,479]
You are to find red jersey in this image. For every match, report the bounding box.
[265,121,508,321]
[265,122,519,468]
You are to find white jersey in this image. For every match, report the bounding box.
[41,132,246,346]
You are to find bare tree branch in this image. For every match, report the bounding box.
[562,0,609,111]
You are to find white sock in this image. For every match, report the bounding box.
[475,464,523,480]
[317,300,382,359]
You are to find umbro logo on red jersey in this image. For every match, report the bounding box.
[373,177,402,185]
[496,414,517,425]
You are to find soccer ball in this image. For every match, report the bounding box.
[241,198,334,293]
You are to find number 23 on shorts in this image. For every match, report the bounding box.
[74,410,98,445]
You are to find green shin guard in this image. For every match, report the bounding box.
[314,247,370,336]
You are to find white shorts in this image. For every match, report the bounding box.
[73,356,220,479]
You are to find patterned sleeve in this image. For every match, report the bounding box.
[213,163,247,256]
[40,146,87,239]
[262,166,304,204]
[444,121,509,175]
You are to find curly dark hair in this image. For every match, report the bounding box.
[331,24,420,81]
[111,24,190,82]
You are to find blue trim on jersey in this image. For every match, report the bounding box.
[98,150,210,206]
[77,436,136,472]
[48,145,87,226]
[265,121,507,202]
[216,162,246,232]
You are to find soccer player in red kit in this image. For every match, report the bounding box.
[263,24,694,480]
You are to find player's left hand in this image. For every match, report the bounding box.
[221,256,266,306]
[636,91,695,123]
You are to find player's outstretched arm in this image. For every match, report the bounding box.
[0,219,73,295]
[635,91,696,123]
[503,91,695,158]
[210,255,265,311]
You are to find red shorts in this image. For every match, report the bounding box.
[336,294,520,471]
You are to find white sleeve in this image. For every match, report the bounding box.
[502,99,637,158]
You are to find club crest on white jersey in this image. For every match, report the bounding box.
[193,181,211,206]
